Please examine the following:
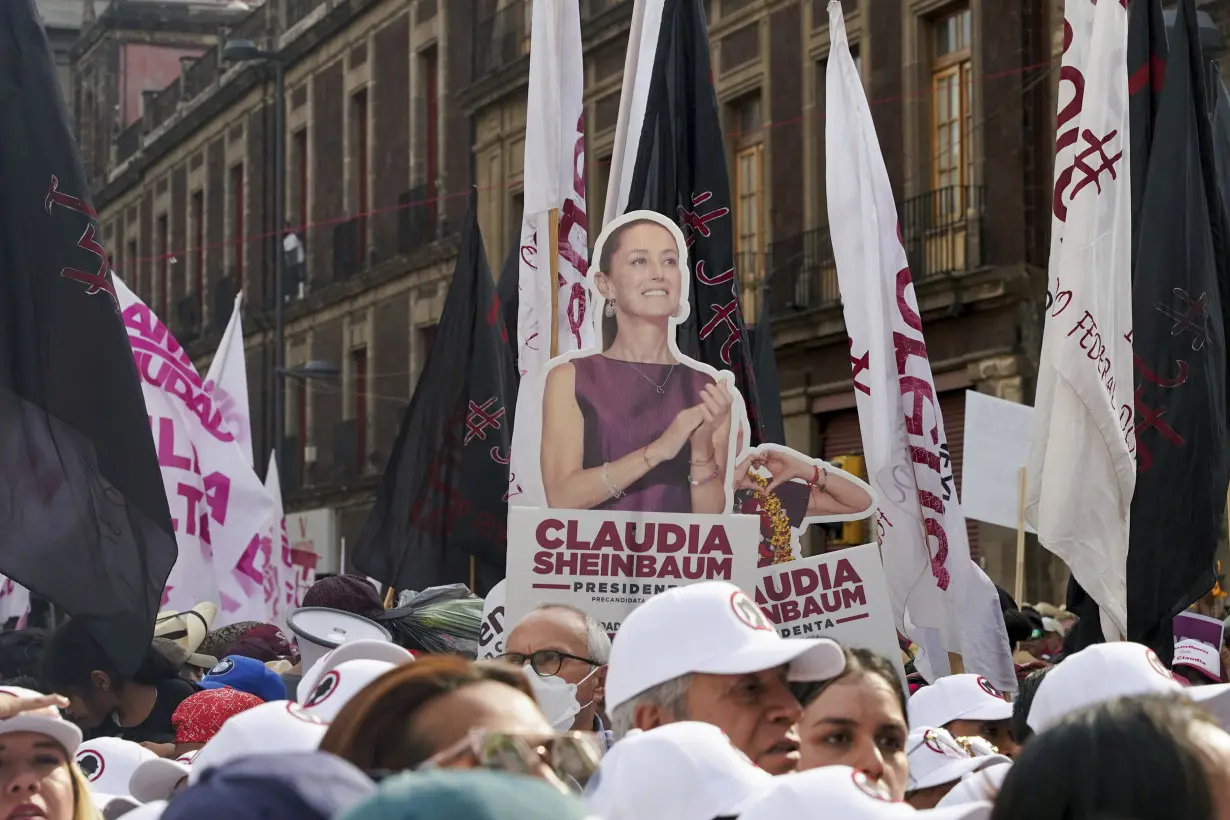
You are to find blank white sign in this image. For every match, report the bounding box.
[961,391,1036,533]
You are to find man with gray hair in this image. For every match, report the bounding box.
[500,603,612,745]
[605,581,846,775]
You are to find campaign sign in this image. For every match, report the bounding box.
[478,580,508,660]
[753,543,904,680]
[506,506,761,633]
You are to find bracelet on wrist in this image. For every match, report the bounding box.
[690,453,716,466]
[688,463,721,487]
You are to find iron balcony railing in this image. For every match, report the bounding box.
[766,184,987,319]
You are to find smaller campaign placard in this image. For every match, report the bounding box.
[506,506,761,634]
[753,543,904,681]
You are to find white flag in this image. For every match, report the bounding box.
[114,277,277,624]
[824,1,1013,688]
[0,577,30,627]
[204,293,253,467]
[1026,0,1134,638]
[508,0,591,506]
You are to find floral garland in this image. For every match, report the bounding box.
[746,472,794,566]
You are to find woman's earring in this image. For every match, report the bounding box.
[671,304,682,318]
[605,300,617,318]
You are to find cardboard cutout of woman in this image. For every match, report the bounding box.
[539,212,737,514]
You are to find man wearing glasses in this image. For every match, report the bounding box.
[499,604,613,748]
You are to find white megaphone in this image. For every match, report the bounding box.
[285,606,393,672]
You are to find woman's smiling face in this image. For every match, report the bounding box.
[599,221,683,323]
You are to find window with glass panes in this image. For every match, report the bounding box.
[730,92,764,285]
[931,8,973,214]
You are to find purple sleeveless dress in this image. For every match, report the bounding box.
[572,355,715,514]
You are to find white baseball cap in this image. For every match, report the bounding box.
[1173,639,1223,683]
[907,675,1013,730]
[584,722,772,820]
[95,793,141,820]
[298,638,413,701]
[0,686,82,754]
[188,701,328,784]
[605,582,845,711]
[129,750,198,803]
[116,801,166,820]
[936,762,1012,808]
[76,738,158,799]
[299,659,396,721]
[1027,642,1230,733]
[905,727,1010,792]
[739,765,992,820]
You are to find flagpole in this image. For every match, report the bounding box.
[1015,467,1028,604]
[548,207,561,357]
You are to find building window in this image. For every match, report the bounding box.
[351,347,368,472]
[420,47,440,236]
[191,190,205,319]
[417,324,438,386]
[728,92,764,283]
[156,214,169,317]
[351,89,369,266]
[931,7,973,211]
[292,129,309,247]
[126,238,138,294]
[230,163,245,292]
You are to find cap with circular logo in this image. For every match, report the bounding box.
[905,727,1010,792]
[907,674,1013,731]
[0,686,82,755]
[605,581,846,713]
[200,654,287,703]
[585,721,772,820]
[130,750,199,803]
[1027,642,1230,733]
[1173,639,1224,683]
[297,639,413,706]
[300,659,397,721]
[738,765,992,820]
[75,737,157,799]
[189,701,329,785]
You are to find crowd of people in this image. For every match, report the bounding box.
[0,574,1226,820]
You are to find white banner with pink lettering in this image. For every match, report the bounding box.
[204,293,254,467]
[825,1,1014,689]
[1027,0,1134,638]
[753,544,903,682]
[504,506,760,634]
[115,277,277,624]
[0,577,30,627]
[508,0,591,505]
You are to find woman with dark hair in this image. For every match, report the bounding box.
[540,215,734,515]
[992,695,1230,820]
[791,646,909,800]
[320,656,554,771]
[1009,666,1051,748]
[42,619,198,743]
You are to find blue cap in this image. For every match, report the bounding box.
[200,655,287,702]
[161,752,375,820]
[338,770,595,820]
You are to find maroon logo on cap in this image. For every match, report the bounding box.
[1146,649,1171,679]
[285,702,325,725]
[305,671,340,709]
[922,729,947,755]
[850,769,892,802]
[730,591,772,632]
[76,750,104,782]
[977,677,1005,700]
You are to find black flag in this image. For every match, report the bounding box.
[622,0,765,443]
[0,0,177,672]
[749,290,784,446]
[1126,0,1230,660]
[1066,0,1172,653]
[1128,0,1168,264]
[352,189,514,595]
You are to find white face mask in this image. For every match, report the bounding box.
[526,665,599,732]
